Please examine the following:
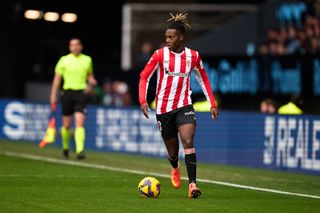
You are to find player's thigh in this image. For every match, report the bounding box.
[61,90,74,116]
[175,105,196,128]
[74,91,88,115]
[178,124,196,148]
[163,137,179,158]
[156,112,178,141]
[176,105,196,147]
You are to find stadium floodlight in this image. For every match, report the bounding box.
[24,10,43,20]
[44,12,59,22]
[61,13,77,23]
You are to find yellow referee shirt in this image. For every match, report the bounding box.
[55,53,93,90]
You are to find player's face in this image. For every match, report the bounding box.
[69,39,83,55]
[165,29,183,52]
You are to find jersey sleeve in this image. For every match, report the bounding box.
[87,56,93,74]
[55,57,64,75]
[193,52,216,108]
[138,50,160,105]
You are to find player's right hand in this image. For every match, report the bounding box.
[140,103,150,119]
[51,102,57,112]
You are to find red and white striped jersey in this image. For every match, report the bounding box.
[139,46,216,115]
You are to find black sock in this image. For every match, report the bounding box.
[185,153,197,184]
[168,157,179,169]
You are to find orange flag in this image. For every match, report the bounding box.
[39,116,56,148]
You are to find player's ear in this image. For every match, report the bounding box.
[179,34,184,41]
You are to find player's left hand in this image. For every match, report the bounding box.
[88,78,97,86]
[84,84,96,94]
[211,107,219,120]
[140,103,150,119]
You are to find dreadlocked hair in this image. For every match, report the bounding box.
[166,13,191,35]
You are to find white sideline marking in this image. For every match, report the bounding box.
[3,151,320,200]
[0,174,109,178]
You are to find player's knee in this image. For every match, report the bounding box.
[62,118,72,129]
[75,119,85,127]
[75,115,85,127]
[183,138,194,149]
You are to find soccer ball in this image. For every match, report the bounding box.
[138,177,161,198]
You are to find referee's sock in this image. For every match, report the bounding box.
[61,127,71,150]
[75,127,85,154]
[184,148,197,184]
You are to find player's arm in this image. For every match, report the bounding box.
[50,73,62,111]
[87,73,97,86]
[50,57,65,111]
[85,58,97,93]
[85,73,97,94]
[139,51,160,118]
[194,53,218,120]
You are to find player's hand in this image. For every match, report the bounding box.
[51,102,57,112]
[50,93,57,110]
[141,103,150,119]
[211,107,218,120]
[84,84,94,94]
[88,78,97,86]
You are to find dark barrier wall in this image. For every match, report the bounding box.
[0,99,319,175]
[195,55,320,97]
[127,55,320,113]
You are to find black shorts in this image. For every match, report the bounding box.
[60,90,88,116]
[156,105,196,140]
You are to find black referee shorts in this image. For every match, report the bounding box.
[60,90,88,116]
[156,105,196,140]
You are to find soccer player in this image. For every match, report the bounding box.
[50,38,97,159]
[139,13,218,198]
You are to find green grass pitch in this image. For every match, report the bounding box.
[0,140,320,213]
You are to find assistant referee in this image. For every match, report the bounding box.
[50,38,97,159]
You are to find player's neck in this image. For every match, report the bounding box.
[172,45,185,54]
[71,53,81,57]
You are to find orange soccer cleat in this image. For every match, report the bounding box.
[171,164,181,189]
[188,182,201,198]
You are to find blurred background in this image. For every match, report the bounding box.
[1,0,320,114]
